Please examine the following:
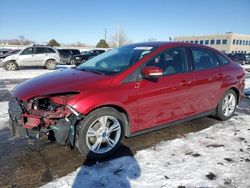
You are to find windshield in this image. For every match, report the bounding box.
[76,45,155,75]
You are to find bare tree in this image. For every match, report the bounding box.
[108,27,132,48]
[69,41,87,47]
[0,36,33,45]
[18,35,32,45]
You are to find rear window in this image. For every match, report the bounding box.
[47,48,56,53]
[217,54,230,65]
[191,47,219,70]
[35,47,47,54]
[58,49,71,56]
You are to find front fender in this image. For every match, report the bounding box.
[67,88,138,133]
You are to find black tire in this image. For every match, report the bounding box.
[70,58,75,65]
[9,119,28,137]
[4,61,18,71]
[45,59,56,70]
[77,107,125,159]
[216,89,237,121]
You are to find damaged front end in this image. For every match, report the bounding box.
[8,92,83,147]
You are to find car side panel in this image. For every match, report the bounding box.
[136,72,196,131]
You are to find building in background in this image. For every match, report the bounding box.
[174,32,250,53]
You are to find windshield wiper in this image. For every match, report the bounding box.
[76,68,103,74]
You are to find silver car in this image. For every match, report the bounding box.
[1,45,60,70]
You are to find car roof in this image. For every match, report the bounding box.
[124,41,221,52]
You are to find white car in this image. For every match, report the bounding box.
[1,45,60,70]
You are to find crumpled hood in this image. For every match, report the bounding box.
[14,68,109,101]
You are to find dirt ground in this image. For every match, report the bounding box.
[0,75,249,188]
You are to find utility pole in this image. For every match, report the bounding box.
[105,28,107,42]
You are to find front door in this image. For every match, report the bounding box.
[17,47,35,66]
[137,47,195,131]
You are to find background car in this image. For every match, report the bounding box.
[70,49,105,65]
[57,49,80,64]
[226,53,250,65]
[0,49,21,65]
[245,54,250,64]
[1,45,60,70]
[0,48,12,55]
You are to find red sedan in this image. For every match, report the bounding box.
[9,42,245,159]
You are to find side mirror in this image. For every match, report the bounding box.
[142,66,163,78]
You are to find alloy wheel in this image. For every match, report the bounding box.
[85,115,121,154]
[6,62,16,70]
[222,93,236,117]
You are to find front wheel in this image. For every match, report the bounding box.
[4,61,18,71]
[77,107,125,159]
[45,60,56,70]
[216,89,237,120]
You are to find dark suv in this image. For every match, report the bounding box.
[70,49,106,65]
[58,49,81,64]
[226,53,250,65]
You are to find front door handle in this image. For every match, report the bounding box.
[135,82,140,89]
[179,80,192,86]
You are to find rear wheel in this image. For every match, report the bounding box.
[77,107,125,159]
[4,61,18,71]
[45,60,56,70]
[216,89,237,120]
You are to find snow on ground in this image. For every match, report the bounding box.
[43,78,250,187]
[0,102,8,130]
[42,113,250,188]
[0,65,73,79]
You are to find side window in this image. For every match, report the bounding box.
[47,48,56,53]
[20,47,33,55]
[191,48,219,70]
[59,50,70,57]
[217,54,230,65]
[35,47,46,54]
[71,50,80,55]
[145,47,188,76]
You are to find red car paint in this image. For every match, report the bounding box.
[13,42,245,135]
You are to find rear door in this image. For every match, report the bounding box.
[188,47,222,113]
[33,47,48,65]
[137,47,196,130]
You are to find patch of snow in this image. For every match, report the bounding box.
[0,102,9,130]
[0,65,73,80]
[42,111,250,188]
[245,74,250,89]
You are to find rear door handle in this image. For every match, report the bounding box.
[218,73,225,78]
[179,80,192,86]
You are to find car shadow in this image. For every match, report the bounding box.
[71,145,141,188]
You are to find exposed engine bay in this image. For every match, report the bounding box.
[9,93,83,147]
